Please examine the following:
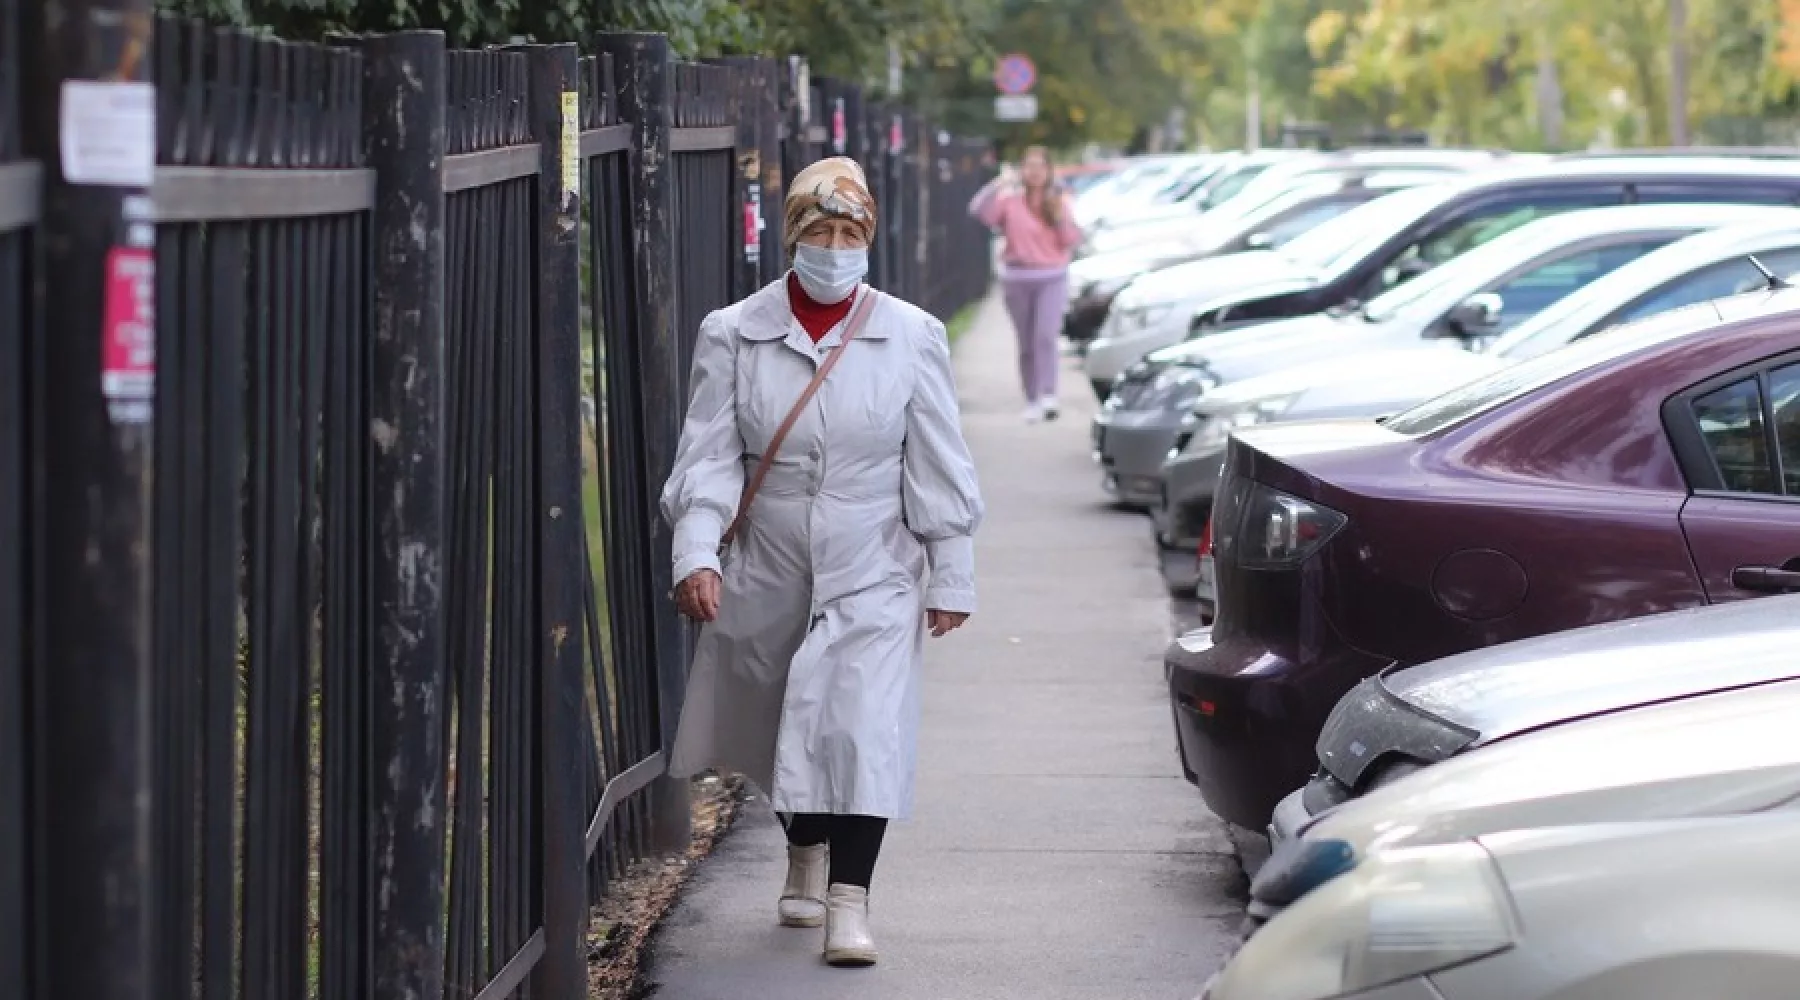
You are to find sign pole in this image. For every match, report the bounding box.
[18,0,159,996]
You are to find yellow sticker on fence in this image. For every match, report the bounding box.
[561,91,580,199]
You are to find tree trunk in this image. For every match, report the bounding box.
[1669,0,1691,145]
[1535,31,1565,149]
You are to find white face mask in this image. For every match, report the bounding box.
[792,244,869,304]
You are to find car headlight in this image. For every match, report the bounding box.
[1209,841,1518,1000]
[1133,365,1217,413]
[1184,394,1298,453]
[1116,302,1174,333]
[1085,276,1132,305]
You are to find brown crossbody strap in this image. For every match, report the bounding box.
[720,286,881,551]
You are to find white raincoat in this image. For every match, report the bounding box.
[660,279,984,819]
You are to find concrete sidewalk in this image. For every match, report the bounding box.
[644,293,1245,1000]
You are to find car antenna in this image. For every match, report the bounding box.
[1747,254,1790,291]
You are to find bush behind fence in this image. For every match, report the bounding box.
[1,11,994,1000]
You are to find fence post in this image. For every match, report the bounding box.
[597,30,692,856]
[515,40,590,997]
[360,30,451,1000]
[714,57,769,298]
[18,0,157,996]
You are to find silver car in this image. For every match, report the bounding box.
[1272,593,1800,849]
[1092,202,1775,507]
[1205,810,1800,1000]
[1156,215,1800,601]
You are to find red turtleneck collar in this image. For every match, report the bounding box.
[787,272,854,342]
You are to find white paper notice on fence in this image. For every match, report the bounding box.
[60,81,157,188]
[561,91,580,201]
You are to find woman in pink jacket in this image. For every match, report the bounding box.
[969,146,1083,423]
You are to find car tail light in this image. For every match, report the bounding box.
[1236,482,1346,569]
[1197,519,1213,558]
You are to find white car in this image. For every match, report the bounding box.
[1256,672,1800,918]
[1080,189,1421,393]
[1153,213,1800,585]
[1081,184,1460,390]
[1088,149,1500,257]
[1204,811,1800,1000]
[1090,202,1774,508]
[1073,153,1219,232]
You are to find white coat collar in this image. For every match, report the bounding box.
[737,277,891,354]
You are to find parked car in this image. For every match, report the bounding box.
[1072,153,1213,231]
[1156,215,1800,604]
[1205,811,1800,1000]
[1066,173,1441,353]
[1065,153,1296,342]
[1072,151,1231,232]
[1091,202,1773,508]
[1166,286,1800,828]
[1236,664,1800,925]
[1082,150,1294,246]
[1055,160,1123,195]
[1066,151,1502,349]
[1083,148,1492,259]
[1279,593,1800,847]
[1085,156,1800,391]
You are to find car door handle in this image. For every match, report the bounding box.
[1731,565,1800,593]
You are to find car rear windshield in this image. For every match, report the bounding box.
[1381,301,1731,436]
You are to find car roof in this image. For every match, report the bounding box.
[1487,217,1800,358]
[1387,595,1800,741]
[1379,285,1800,442]
[1475,201,1780,246]
[1354,202,1777,319]
[1467,155,1800,185]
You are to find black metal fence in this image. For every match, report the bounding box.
[4,14,993,1000]
[0,0,28,995]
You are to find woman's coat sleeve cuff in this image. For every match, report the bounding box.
[925,586,977,615]
[924,535,977,613]
[672,509,726,585]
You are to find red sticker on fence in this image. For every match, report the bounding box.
[102,246,155,423]
[743,196,761,262]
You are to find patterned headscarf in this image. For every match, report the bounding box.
[783,156,878,259]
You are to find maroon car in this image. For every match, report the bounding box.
[1167,286,1800,829]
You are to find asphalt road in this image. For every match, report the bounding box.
[642,292,1249,1000]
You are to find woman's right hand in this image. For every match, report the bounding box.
[675,569,722,622]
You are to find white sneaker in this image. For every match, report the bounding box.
[778,844,828,928]
[1039,397,1061,421]
[823,883,878,967]
[1023,401,1044,424]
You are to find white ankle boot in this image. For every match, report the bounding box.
[778,844,828,927]
[823,883,878,967]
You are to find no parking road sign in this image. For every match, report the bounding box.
[994,53,1037,96]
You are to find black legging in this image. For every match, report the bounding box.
[779,812,888,889]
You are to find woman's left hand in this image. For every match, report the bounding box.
[927,610,970,638]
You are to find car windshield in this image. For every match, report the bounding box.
[1482,265,1648,360]
[1198,164,1274,211]
[1356,215,1650,323]
[1281,185,1451,271]
[1381,303,1727,436]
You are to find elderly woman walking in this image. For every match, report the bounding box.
[660,157,985,968]
[969,145,1082,423]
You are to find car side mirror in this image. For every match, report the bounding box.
[1396,257,1433,281]
[1443,292,1504,338]
[1246,231,1274,250]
